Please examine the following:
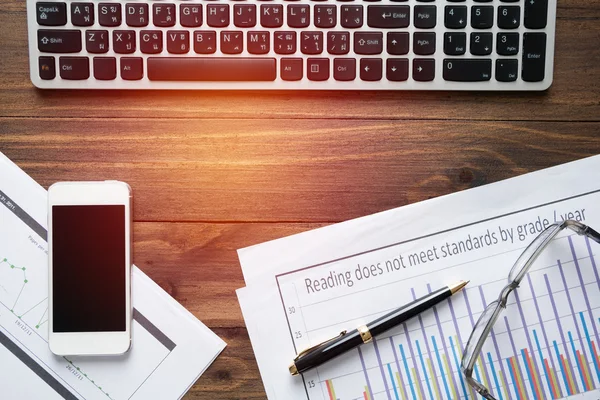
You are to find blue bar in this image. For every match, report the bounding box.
[568,330,588,391]
[487,352,504,400]
[533,329,556,399]
[388,363,400,400]
[449,336,469,400]
[553,340,571,396]
[521,349,539,400]
[415,340,434,399]
[579,312,600,384]
[507,358,522,400]
[400,344,417,400]
[432,336,452,400]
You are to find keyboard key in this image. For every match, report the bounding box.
[413,32,435,55]
[386,58,408,81]
[524,0,548,29]
[307,58,329,81]
[37,2,67,26]
[387,32,409,55]
[113,30,136,54]
[38,29,82,53]
[315,5,336,28]
[470,32,492,55]
[341,6,363,28]
[167,31,190,54]
[334,58,356,81]
[71,3,94,27]
[59,56,89,80]
[328,32,350,55]
[302,32,324,55]
[354,32,383,55]
[274,31,296,54]
[141,31,163,54]
[153,3,176,27]
[281,58,303,81]
[443,59,491,81]
[99,3,122,27]
[221,31,243,54]
[496,32,519,55]
[234,5,257,27]
[93,57,116,80]
[498,6,520,29]
[414,5,436,29]
[120,57,143,80]
[367,5,410,28]
[413,58,435,81]
[444,6,467,29]
[522,32,546,82]
[194,31,216,54]
[248,31,270,54]
[148,57,277,81]
[126,3,149,27]
[261,5,283,28]
[86,30,109,53]
[39,56,56,80]
[496,59,518,82]
[207,5,230,28]
[360,58,382,81]
[180,4,202,28]
[471,6,493,29]
[288,5,310,28]
[444,32,466,55]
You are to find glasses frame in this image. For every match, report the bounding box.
[460,220,600,400]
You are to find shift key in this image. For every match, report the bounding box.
[38,30,82,53]
[522,33,546,82]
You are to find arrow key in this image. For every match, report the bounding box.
[387,32,409,55]
[386,58,408,82]
[360,58,382,81]
[470,32,492,55]
[413,58,435,82]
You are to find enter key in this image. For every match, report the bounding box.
[367,6,410,28]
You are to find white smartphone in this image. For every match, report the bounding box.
[48,181,132,356]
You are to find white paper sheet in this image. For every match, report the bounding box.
[237,155,600,400]
[0,152,226,400]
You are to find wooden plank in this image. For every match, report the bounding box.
[1,1,599,121]
[135,221,322,399]
[2,118,599,222]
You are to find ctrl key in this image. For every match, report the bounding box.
[59,57,89,80]
[39,56,56,80]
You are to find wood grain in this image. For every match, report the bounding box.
[1,1,600,121]
[2,0,600,398]
[2,118,599,223]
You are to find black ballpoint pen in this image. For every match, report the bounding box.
[289,280,469,376]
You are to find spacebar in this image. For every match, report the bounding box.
[147,57,277,82]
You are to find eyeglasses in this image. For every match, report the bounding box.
[460,220,600,400]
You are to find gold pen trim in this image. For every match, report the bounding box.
[289,330,347,376]
[358,325,372,344]
[449,280,469,295]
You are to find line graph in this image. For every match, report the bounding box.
[277,234,600,400]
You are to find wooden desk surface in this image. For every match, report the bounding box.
[1,0,600,398]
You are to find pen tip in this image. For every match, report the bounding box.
[289,363,299,376]
[449,280,469,294]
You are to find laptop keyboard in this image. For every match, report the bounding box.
[28,0,556,90]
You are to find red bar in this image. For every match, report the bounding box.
[524,349,544,400]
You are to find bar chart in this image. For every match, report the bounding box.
[277,233,600,400]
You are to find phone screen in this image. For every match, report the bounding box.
[52,205,126,333]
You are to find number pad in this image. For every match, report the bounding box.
[471,6,493,29]
[470,32,492,55]
[497,32,519,55]
[444,32,466,55]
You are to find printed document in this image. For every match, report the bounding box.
[237,155,600,400]
[0,152,226,400]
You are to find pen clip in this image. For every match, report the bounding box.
[294,330,347,361]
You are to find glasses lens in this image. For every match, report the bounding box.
[508,224,562,284]
[462,301,500,372]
